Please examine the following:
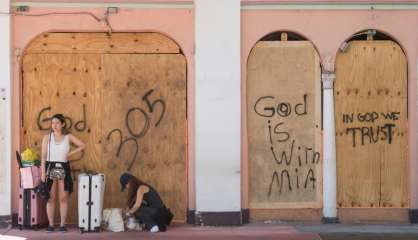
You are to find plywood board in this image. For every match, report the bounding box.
[101,53,187,221]
[22,53,103,222]
[247,41,322,209]
[22,33,187,223]
[25,33,180,54]
[335,40,408,208]
[249,208,322,222]
[338,208,409,222]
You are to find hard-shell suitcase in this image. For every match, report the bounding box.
[18,188,47,230]
[78,173,105,233]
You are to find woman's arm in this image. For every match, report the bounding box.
[41,135,48,182]
[67,134,86,158]
[127,185,149,215]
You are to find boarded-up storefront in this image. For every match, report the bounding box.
[22,33,187,223]
[335,40,408,209]
[247,38,322,218]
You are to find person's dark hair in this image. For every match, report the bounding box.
[126,176,146,208]
[51,113,70,134]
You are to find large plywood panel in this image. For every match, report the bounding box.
[22,53,103,223]
[335,40,408,208]
[26,33,180,54]
[247,41,321,209]
[102,54,187,221]
[22,33,187,223]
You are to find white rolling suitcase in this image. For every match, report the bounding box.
[78,173,105,233]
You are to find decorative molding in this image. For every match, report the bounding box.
[11,1,194,9]
[322,73,336,90]
[242,3,418,10]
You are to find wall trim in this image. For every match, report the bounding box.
[187,209,195,225]
[11,1,194,9]
[0,215,12,228]
[242,208,249,224]
[409,209,418,223]
[196,211,242,226]
[242,3,418,10]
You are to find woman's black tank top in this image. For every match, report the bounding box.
[131,183,165,209]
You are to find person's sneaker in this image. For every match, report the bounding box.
[46,226,54,233]
[58,226,67,233]
[150,225,159,233]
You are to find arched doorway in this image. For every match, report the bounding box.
[21,32,188,223]
[335,30,408,209]
[246,31,322,220]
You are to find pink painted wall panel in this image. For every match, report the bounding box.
[10,3,418,217]
[241,9,418,210]
[13,0,192,3]
[11,7,195,214]
[243,0,418,3]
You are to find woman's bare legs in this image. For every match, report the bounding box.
[58,179,69,227]
[46,180,57,227]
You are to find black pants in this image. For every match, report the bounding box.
[135,206,159,230]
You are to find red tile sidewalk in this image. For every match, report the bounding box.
[1,224,321,240]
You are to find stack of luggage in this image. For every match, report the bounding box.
[16,151,47,230]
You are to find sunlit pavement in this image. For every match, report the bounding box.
[1,223,319,240]
[2,223,418,240]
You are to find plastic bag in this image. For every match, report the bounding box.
[126,217,142,231]
[102,208,125,232]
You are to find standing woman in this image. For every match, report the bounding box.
[41,114,85,233]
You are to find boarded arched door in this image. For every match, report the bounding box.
[335,40,408,208]
[247,40,322,212]
[22,33,187,222]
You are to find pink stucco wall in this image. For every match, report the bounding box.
[10,1,418,217]
[242,0,418,3]
[11,7,195,214]
[241,9,418,209]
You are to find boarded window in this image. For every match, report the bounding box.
[335,40,408,208]
[22,33,187,222]
[247,41,322,209]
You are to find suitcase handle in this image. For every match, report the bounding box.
[16,151,23,169]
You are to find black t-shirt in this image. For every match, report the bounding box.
[131,183,165,209]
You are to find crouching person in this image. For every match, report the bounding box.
[120,172,174,233]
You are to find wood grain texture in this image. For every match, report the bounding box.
[249,208,322,222]
[22,53,103,222]
[335,40,408,208]
[247,41,322,209]
[101,53,187,222]
[25,33,180,54]
[338,208,409,222]
[22,33,187,223]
